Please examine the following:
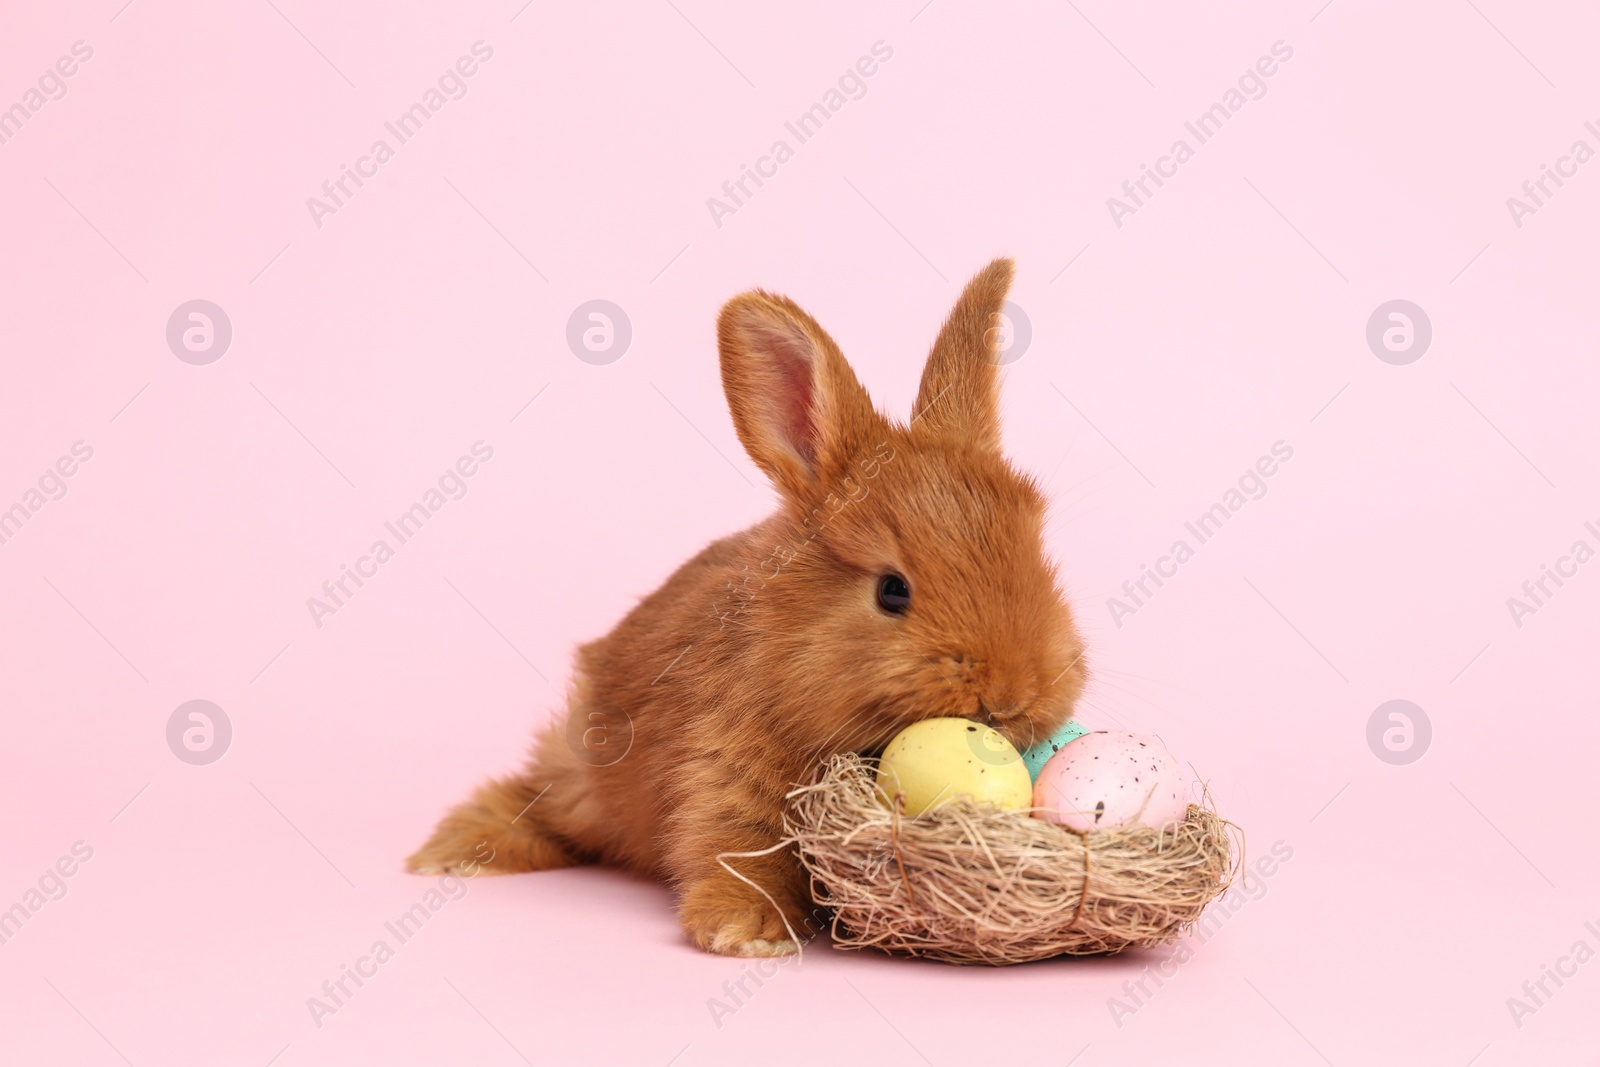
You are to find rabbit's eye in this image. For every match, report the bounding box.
[876,573,911,614]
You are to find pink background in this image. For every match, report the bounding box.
[3,0,1597,1063]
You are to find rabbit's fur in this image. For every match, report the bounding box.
[408,259,1087,956]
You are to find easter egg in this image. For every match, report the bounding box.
[875,718,1033,816]
[1020,719,1091,781]
[1032,731,1189,832]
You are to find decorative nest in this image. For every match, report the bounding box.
[783,753,1241,965]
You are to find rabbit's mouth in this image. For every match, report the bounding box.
[976,701,1031,741]
[977,702,1069,753]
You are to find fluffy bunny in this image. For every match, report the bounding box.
[408,258,1088,956]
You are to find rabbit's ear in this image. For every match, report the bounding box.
[718,290,882,499]
[911,258,1013,450]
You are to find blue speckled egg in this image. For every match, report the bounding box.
[1021,719,1091,781]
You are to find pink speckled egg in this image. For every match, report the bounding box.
[1032,731,1189,832]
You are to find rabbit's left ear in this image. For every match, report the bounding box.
[718,290,883,501]
[912,258,1013,451]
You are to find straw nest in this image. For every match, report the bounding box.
[782,753,1241,965]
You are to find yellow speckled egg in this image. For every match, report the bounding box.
[875,718,1033,816]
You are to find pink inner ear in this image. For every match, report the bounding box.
[763,324,820,468]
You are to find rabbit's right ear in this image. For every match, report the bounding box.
[911,258,1013,451]
[718,291,883,501]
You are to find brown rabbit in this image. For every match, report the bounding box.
[408,258,1087,956]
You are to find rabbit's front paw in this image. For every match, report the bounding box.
[680,877,802,957]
